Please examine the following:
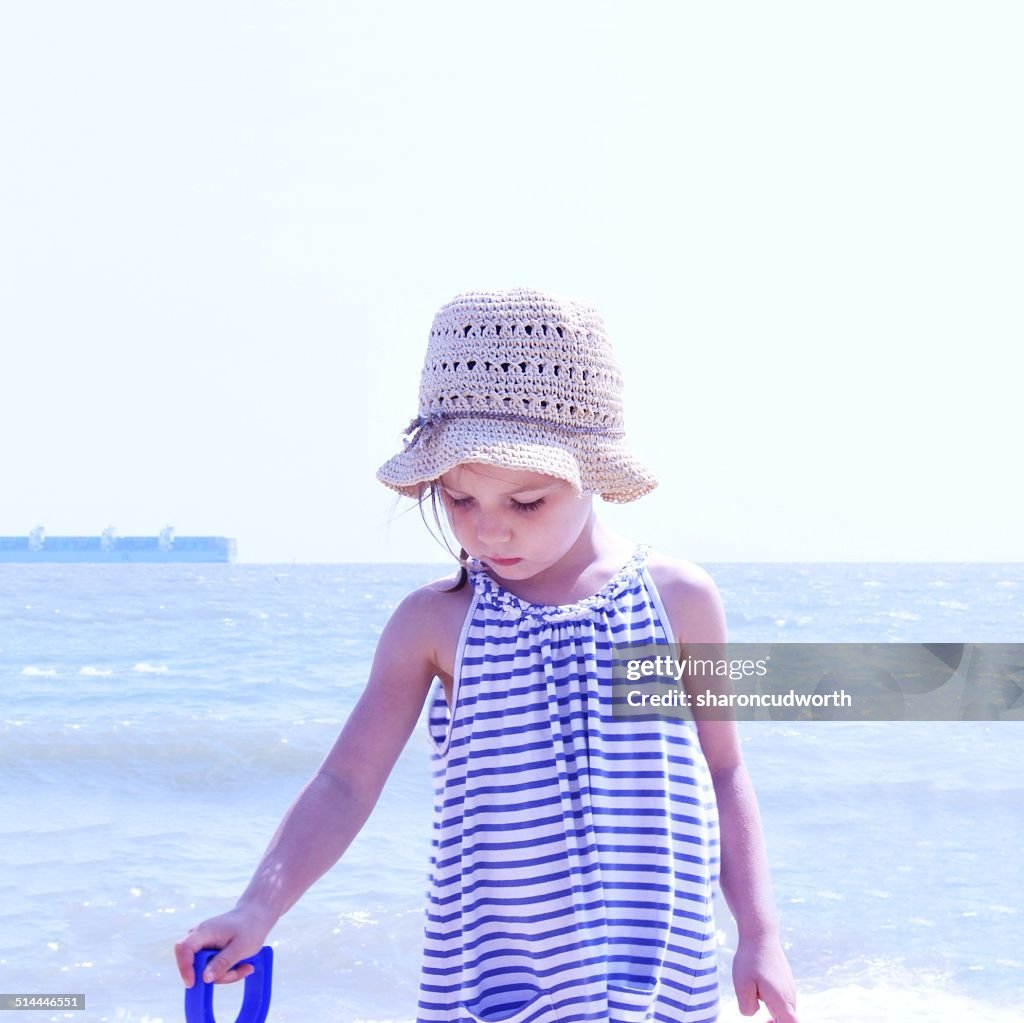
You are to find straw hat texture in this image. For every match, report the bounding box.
[376,288,657,503]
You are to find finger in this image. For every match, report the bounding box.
[764,991,799,1023]
[203,943,254,985]
[216,963,255,985]
[173,932,208,988]
[735,983,760,1016]
[202,948,237,985]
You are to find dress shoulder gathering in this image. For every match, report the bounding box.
[420,545,721,1023]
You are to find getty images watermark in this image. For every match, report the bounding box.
[610,643,1024,721]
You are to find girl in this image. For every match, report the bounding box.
[175,289,799,1023]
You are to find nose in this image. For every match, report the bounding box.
[475,509,512,547]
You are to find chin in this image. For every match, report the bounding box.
[482,557,534,577]
[484,558,526,572]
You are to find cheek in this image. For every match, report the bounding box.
[445,506,479,542]
[555,497,592,542]
[534,506,581,546]
[444,505,466,531]
[557,494,589,525]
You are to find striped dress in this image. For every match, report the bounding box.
[421,546,721,1023]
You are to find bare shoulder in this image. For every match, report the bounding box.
[386,570,474,634]
[380,570,474,684]
[646,553,740,772]
[645,552,727,644]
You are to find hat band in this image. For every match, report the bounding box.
[402,409,625,449]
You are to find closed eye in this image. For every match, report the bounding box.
[512,498,545,512]
[442,493,545,512]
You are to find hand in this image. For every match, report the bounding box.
[173,905,275,988]
[731,932,799,1023]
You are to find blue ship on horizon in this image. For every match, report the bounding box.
[0,527,237,563]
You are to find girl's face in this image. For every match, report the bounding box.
[438,462,593,581]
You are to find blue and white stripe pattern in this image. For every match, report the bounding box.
[421,546,720,1023]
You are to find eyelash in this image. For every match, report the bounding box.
[513,498,545,513]
[447,496,545,513]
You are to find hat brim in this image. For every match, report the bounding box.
[376,416,657,504]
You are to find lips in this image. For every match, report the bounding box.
[486,556,522,567]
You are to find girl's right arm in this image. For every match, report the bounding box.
[173,585,444,987]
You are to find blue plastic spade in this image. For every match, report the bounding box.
[185,947,273,1023]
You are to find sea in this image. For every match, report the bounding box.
[1,561,1022,1023]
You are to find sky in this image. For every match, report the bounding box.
[1,1,1021,563]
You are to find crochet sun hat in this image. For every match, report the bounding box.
[376,288,657,503]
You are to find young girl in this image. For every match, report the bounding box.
[175,289,799,1023]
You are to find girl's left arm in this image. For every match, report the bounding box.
[658,559,800,1023]
[698,720,799,1023]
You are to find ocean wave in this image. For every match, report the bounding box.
[0,718,343,774]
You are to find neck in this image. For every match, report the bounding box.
[496,514,636,606]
